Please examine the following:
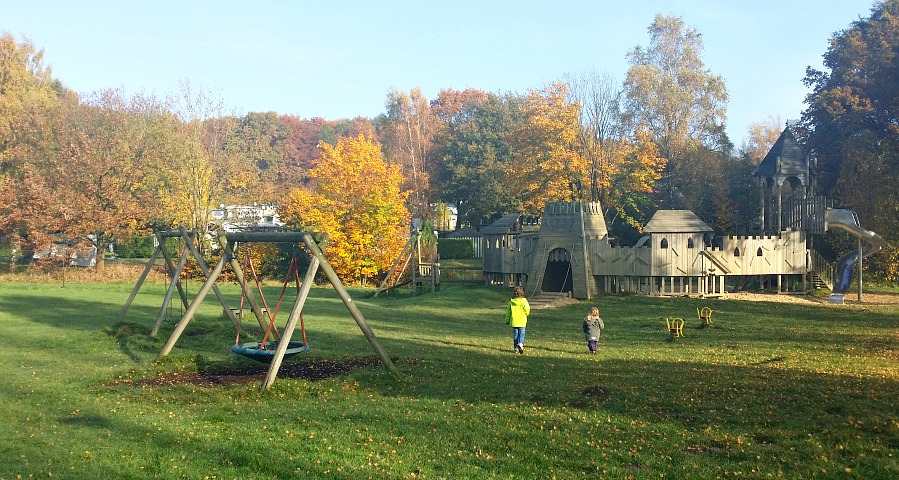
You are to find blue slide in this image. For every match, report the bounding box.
[832,250,858,294]
[825,209,885,295]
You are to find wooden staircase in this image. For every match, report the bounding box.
[808,250,834,291]
[808,271,831,290]
[528,291,578,309]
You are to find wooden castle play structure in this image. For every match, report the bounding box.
[477,127,885,301]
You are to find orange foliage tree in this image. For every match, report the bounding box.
[280,134,410,284]
[507,82,589,213]
[0,34,60,257]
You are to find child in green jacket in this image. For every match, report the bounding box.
[506,287,531,354]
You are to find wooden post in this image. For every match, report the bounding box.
[157,232,192,310]
[117,242,161,323]
[857,236,863,303]
[261,252,320,391]
[302,232,399,376]
[156,252,229,359]
[182,228,239,329]
[225,245,275,335]
[150,238,191,337]
[150,230,198,336]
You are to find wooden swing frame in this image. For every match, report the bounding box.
[117,228,241,337]
[156,231,398,391]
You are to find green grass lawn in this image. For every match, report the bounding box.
[0,280,896,479]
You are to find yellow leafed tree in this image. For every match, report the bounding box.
[609,125,666,230]
[506,83,589,213]
[281,134,410,283]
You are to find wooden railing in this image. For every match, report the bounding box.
[415,263,440,293]
[809,250,834,290]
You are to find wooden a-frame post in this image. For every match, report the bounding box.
[373,231,417,297]
[118,230,191,326]
[117,229,240,336]
[156,231,398,392]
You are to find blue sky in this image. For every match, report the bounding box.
[3,0,875,146]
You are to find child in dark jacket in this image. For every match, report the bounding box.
[582,306,604,354]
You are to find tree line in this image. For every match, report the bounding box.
[1,4,897,283]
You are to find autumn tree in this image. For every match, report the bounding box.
[0,38,154,271]
[431,88,515,227]
[0,33,61,260]
[0,34,58,163]
[377,88,436,218]
[231,111,287,186]
[507,82,589,213]
[604,125,665,237]
[565,70,629,205]
[29,89,158,271]
[740,115,783,165]
[279,115,376,189]
[802,0,899,281]
[316,117,376,147]
[156,82,249,245]
[432,85,594,226]
[280,134,410,284]
[624,14,729,209]
[280,115,324,182]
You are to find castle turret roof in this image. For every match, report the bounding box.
[644,210,713,233]
[755,127,808,178]
[480,214,521,235]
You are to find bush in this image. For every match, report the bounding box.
[438,239,474,259]
[115,236,181,259]
[114,236,154,258]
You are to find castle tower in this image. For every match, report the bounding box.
[524,201,607,299]
[754,126,819,233]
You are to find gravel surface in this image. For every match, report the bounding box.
[724,291,899,306]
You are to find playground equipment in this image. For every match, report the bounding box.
[375,224,440,297]
[477,128,884,301]
[697,307,713,325]
[825,208,886,303]
[152,231,397,391]
[665,317,685,339]
[118,228,240,336]
[374,230,419,296]
[229,245,311,362]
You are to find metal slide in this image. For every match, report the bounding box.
[824,208,886,294]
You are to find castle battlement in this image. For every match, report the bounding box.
[726,235,779,241]
[544,201,603,216]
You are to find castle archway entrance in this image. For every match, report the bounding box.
[541,248,573,294]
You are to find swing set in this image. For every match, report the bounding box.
[151,230,397,391]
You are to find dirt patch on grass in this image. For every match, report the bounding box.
[581,385,610,398]
[120,357,392,388]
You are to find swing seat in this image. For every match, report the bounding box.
[231,340,310,363]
